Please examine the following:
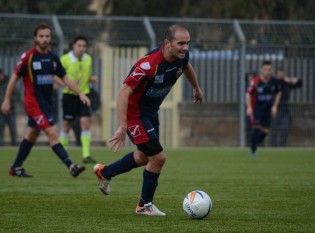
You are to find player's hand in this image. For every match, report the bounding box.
[271,105,277,118]
[79,93,91,107]
[193,88,203,104]
[1,100,11,115]
[246,107,253,117]
[108,126,127,153]
[89,76,98,83]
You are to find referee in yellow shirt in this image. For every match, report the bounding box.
[59,35,97,163]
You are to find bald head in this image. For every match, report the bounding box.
[164,24,189,42]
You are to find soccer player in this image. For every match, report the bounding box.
[269,68,302,147]
[58,35,97,164]
[93,24,203,216]
[1,23,90,177]
[246,60,282,156]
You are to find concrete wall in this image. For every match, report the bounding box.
[178,103,315,147]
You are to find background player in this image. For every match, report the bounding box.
[269,68,302,147]
[58,35,97,164]
[1,23,90,177]
[93,24,203,216]
[246,60,282,156]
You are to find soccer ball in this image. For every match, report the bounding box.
[183,190,212,219]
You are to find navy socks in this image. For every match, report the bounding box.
[251,128,268,153]
[101,152,139,179]
[11,139,34,168]
[139,169,160,206]
[51,143,73,168]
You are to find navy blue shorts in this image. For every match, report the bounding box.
[127,114,160,145]
[253,109,271,128]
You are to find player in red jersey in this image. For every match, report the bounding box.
[94,24,203,216]
[1,24,90,177]
[246,61,282,156]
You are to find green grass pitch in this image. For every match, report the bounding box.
[0,147,315,233]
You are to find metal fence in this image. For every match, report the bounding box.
[0,14,314,147]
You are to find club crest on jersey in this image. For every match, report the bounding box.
[154,74,164,84]
[128,125,141,137]
[140,62,150,70]
[131,67,146,81]
[32,61,42,70]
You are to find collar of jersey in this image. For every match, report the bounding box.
[70,51,87,62]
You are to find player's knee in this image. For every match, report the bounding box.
[157,152,167,166]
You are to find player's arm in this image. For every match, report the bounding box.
[108,83,133,152]
[284,76,302,89]
[53,76,67,90]
[184,63,203,103]
[61,75,91,107]
[246,93,253,117]
[1,73,19,114]
[271,92,282,118]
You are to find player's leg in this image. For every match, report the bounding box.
[7,110,18,145]
[135,140,166,216]
[0,112,5,145]
[60,119,72,149]
[250,110,262,155]
[80,116,94,163]
[269,115,279,147]
[257,114,271,145]
[279,113,291,147]
[94,150,142,195]
[9,122,39,177]
[59,94,77,150]
[93,116,154,195]
[79,95,95,163]
[44,125,85,177]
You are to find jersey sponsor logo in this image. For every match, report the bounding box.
[140,62,151,70]
[257,94,273,101]
[131,67,146,81]
[32,61,42,70]
[128,125,141,137]
[166,67,177,73]
[34,115,44,126]
[154,75,164,84]
[36,74,54,85]
[41,58,51,62]
[146,85,172,98]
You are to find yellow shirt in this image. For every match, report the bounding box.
[60,51,92,95]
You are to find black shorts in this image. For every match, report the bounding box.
[137,138,163,156]
[62,93,92,121]
[253,108,271,128]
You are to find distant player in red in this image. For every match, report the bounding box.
[93,24,203,216]
[246,61,282,156]
[1,24,90,177]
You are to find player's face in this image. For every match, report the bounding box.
[73,40,87,58]
[34,29,51,51]
[261,64,272,80]
[169,30,190,59]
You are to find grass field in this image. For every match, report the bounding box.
[0,147,315,233]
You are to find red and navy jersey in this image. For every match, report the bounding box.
[246,76,281,110]
[124,46,189,117]
[14,47,66,112]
